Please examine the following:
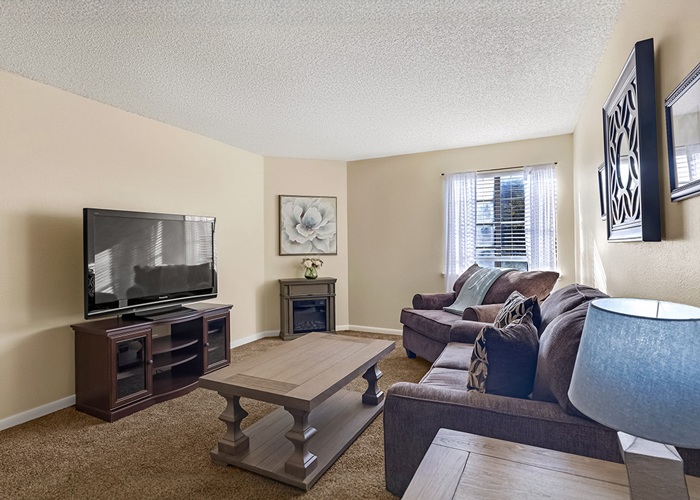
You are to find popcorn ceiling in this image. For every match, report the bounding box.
[0,1,623,161]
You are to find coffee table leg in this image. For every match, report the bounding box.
[284,407,318,479]
[362,363,384,405]
[217,394,250,457]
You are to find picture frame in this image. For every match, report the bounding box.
[279,195,338,256]
[665,61,700,201]
[597,163,607,221]
[601,38,660,242]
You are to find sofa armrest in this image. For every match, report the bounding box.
[462,303,503,323]
[383,382,620,497]
[412,292,456,310]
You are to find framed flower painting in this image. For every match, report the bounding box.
[279,195,337,255]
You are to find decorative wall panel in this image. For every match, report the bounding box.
[602,38,660,242]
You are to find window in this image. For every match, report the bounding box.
[444,164,557,291]
[475,171,527,272]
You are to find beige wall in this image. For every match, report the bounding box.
[263,157,349,332]
[347,134,575,330]
[573,0,700,306]
[0,70,266,421]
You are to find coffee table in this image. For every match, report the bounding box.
[403,428,700,499]
[198,332,395,490]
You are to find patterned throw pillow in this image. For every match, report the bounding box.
[493,291,541,329]
[467,312,539,398]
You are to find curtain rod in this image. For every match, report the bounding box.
[440,162,558,176]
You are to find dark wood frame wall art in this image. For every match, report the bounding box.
[665,60,700,201]
[602,38,661,242]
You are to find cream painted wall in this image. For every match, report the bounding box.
[263,157,348,332]
[0,70,265,421]
[573,0,700,306]
[347,134,574,331]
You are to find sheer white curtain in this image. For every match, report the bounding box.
[444,171,477,292]
[524,163,557,271]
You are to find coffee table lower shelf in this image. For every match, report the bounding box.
[210,389,383,490]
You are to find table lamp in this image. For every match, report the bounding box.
[569,298,700,500]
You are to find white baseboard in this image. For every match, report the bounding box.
[343,324,403,336]
[0,394,76,432]
[230,330,280,349]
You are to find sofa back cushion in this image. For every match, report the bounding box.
[539,284,609,335]
[532,288,608,416]
[467,312,539,398]
[453,264,559,305]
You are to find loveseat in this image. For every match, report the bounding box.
[385,283,700,497]
[400,265,559,362]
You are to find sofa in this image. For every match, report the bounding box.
[385,283,700,497]
[400,264,559,362]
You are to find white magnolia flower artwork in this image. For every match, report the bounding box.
[279,196,337,255]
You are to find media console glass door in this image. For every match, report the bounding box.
[112,329,152,408]
[203,314,230,373]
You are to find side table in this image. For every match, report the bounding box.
[402,428,700,500]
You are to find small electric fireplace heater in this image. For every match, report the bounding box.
[279,278,336,341]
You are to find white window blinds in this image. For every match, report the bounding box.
[475,171,527,271]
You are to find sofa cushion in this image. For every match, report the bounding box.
[400,308,462,344]
[494,291,542,329]
[432,342,474,371]
[421,367,471,390]
[452,263,559,305]
[484,270,559,304]
[467,312,539,398]
[539,284,609,335]
[449,320,492,344]
[532,301,597,416]
[452,263,480,294]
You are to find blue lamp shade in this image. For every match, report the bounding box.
[569,298,700,449]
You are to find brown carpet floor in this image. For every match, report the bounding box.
[0,331,431,500]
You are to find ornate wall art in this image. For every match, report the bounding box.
[665,61,700,201]
[602,38,661,242]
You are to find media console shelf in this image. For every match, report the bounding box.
[72,303,232,422]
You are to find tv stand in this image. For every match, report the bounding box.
[123,305,196,322]
[72,303,232,422]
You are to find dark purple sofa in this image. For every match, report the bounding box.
[400,264,560,362]
[385,283,700,497]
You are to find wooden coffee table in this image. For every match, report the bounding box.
[403,428,700,499]
[199,332,394,490]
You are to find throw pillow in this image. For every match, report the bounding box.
[493,291,542,329]
[467,312,539,398]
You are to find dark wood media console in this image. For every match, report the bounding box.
[72,303,232,422]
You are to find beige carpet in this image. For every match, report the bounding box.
[0,331,431,500]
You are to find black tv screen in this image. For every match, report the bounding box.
[84,208,217,319]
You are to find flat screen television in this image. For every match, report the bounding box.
[83,208,217,319]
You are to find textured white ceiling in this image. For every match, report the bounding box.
[0,1,623,161]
